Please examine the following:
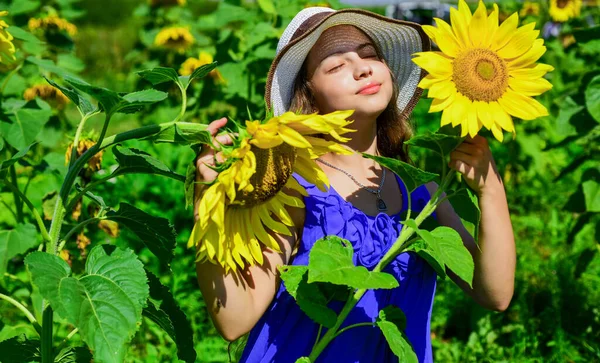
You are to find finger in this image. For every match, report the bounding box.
[213,133,234,147]
[207,117,228,136]
[450,149,477,162]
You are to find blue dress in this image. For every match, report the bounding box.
[240,172,437,362]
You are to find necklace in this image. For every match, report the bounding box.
[316,158,388,212]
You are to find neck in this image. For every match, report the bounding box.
[321,113,380,170]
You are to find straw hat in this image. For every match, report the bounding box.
[265,7,430,118]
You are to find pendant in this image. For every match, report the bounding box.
[377,197,387,212]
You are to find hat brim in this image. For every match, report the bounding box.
[265,8,431,119]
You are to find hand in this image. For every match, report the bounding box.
[448,135,503,196]
[193,117,234,221]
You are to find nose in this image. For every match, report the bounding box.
[353,55,372,80]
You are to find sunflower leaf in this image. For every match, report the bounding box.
[184,161,197,209]
[376,307,418,363]
[106,203,176,267]
[447,188,481,242]
[362,153,439,193]
[403,220,474,288]
[405,132,463,158]
[0,335,40,363]
[43,76,96,116]
[182,62,218,89]
[25,245,149,363]
[147,122,212,145]
[307,236,399,290]
[585,75,600,123]
[404,239,446,279]
[0,223,39,275]
[143,271,196,363]
[137,67,182,87]
[0,106,51,150]
[0,142,36,174]
[112,145,184,182]
[279,265,338,328]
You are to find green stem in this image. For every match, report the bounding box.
[68,112,96,170]
[41,306,53,363]
[333,322,374,338]
[2,179,51,242]
[174,84,187,122]
[46,196,65,254]
[55,328,79,352]
[0,198,18,222]
[65,173,115,213]
[98,123,165,150]
[9,164,24,223]
[58,217,101,252]
[0,293,42,335]
[312,324,323,352]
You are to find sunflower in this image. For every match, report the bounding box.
[412,0,553,142]
[549,0,582,22]
[65,138,104,181]
[154,26,194,53]
[28,15,77,36]
[179,52,225,83]
[0,11,16,64]
[188,110,355,272]
[24,84,70,110]
[520,1,541,17]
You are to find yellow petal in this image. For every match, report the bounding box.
[267,197,294,226]
[497,22,539,59]
[242,211,263,265]
[491,12,519,51]
[434,17,464,55]
[422,24,439,43]
[490,123,504,142]
[251,210,281,252]
[509,63,554,79]
[418,75,445,89]
[429,92,456,113]
[412,52,453,78]
[483,4,499,48]
[428,79,456,99]
[277,191,305,209]
[475,101,494,129]
[498,89,548,120]
[451,93,470,127]
[285,175,309,197]
[467,104,480,138]
[508,77,553,96]
[507,39,546,69]
[258,205,292,236]
[441,108,453,126]
[489,101,515,132]
[294,150,329,191]
[450,6,471,49]
[469,1,488,47]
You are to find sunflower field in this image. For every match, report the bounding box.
[0,0,599,362]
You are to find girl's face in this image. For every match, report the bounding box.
[305,25,393,121]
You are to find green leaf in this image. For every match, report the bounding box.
[585,75,600,123]
[257,0,276,14]
[137,67,181,86]
[6,26,44,44]
[26,56,74,78]
[0,107,51,150]
[44,77,96,116]
[0,143,36,172]
[376,307,417,363]
[555,96,584,137]
[405,132,462,157]
[0,334,40,362]
[573,25,600,43]
[63,75,122,115]
[279,265,338,328]
[112,146,184,182]
[404,240,446,279]
[582,178,600,212]
[106,203,176,267]
[0,223,39,275]
[143,271,196,363]
[307,236,399,289]
[362,153,439,193]
[8,0,40,15]
[118,89,168,114]
[146,122,212,145]
[179,62,219,89]
[447,188,481,242]
[404,220,474,287]
[26,245,149,363]
[53,346,93,363]
[296,358,311,363]
[184,161,196,209]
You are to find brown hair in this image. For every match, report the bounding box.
[289,56,414,163]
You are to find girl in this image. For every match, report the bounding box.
[193,7,515,363]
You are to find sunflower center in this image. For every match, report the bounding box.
[236,143,296,207]
[557,0,569,8]
[453,48,508,102]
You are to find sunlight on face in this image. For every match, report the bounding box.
[306,25,393,121]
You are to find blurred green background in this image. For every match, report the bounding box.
[0,0,599,362]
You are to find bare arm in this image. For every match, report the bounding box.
[424,135,516,312]
[192,117,305,341]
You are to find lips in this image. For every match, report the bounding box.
[357,82,382,95]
